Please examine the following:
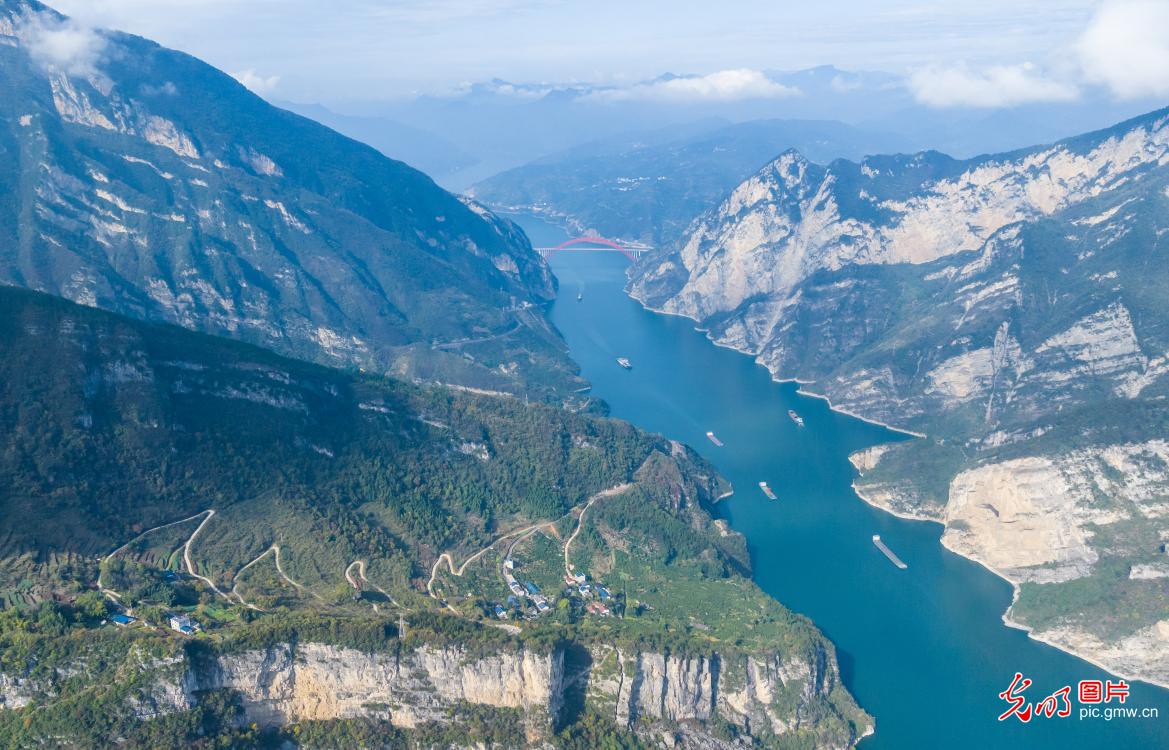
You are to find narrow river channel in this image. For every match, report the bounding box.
[516,213,1169,749]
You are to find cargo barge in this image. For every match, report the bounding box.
[873,535,907,569]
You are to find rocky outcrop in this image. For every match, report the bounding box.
[63,638,865,748]
[0,673,40,710]
[179,643,565,741]
[584,644,863,749]
[854,439,1169,687]
[629,105,1169,686]
[631,110,1169,329]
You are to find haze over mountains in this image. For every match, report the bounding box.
[469,118,911,248]
[303,65,1165,192]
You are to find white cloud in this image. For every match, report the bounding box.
[1077,0,1169,99]
[588,69,800,103]
[233,68,281,95]
[829,74,863,94]
[17,12,107,77]
[909,62,1079,108]
[910,0,1169,109]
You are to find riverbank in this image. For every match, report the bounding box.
[850,470,1169,692]
[627,285,928,439]
[630,277,1169,691]
[525,213,1169,748]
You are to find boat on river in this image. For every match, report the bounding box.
[873,535,908,569]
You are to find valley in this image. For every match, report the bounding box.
[624,109,1169,693]
[1,0,1168,747]
[527,216,1169,748]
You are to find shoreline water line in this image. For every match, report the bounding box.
[529,214,1169,748]
[635,280,1162,690]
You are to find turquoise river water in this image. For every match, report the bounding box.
[517,214,1169,749]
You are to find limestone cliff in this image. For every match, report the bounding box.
[628,107,1169,687]
[99,637,864,749]
[0,0,582,400]
[185,643,566,742]
[584,644,859,749]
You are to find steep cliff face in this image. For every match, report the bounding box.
[468,118,909,249]
[583,644,859,749]
[629,108,1169,687]
[0,287,869,748]
[88,638,864,749]
[187,643,565,740]
[632,109,1169,327]
[0,0,581,399]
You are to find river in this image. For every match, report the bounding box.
[514,214,1169,749]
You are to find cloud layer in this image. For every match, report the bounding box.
[1078,0,1169,99]
[17,12,107,77]
[589,69,799,103]
[910,0,1169,108]
[233,69,281,95]
[909,63,1078,108]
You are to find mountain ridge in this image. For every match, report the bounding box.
[0,284,870,748]
[469,117,910,248]
[629,104,1169,686]
[0,0,583,401]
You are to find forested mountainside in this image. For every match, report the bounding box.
[0,0,583,401]
[630,107,1169,686]
[0,287,868,748]
[470,118,906,248]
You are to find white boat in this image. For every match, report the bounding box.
[788,409,805,427]
[706,431,724,447]
[616,358,632,370]
[759,482,777,500]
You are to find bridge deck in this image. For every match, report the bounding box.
[533,247,650,253]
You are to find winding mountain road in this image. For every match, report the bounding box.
[562,483,632,576]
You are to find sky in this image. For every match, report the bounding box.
[42,0,1169,108]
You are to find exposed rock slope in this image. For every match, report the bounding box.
[631,108,1169,686]
[0,0,580,399]
[2,635,862,749]
[469,118,908,248]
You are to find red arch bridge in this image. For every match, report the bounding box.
[535,237,651,262]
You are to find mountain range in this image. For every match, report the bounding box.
[0,0,583,403]
[630,105,1169,686]
[0,2,869,747]
[342,65,1165,194]
[0,283,867,749]
[469,117,910,248]
[4,0,1168,744]
[275,101,478,185]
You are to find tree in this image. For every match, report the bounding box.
[74,591,110,621]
